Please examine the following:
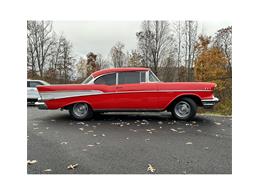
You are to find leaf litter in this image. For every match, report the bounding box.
[147,164,156,173]
[27,160,37,165]
[67,164,79,170]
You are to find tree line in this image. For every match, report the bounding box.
[27,20,231,84]
[27,21,74,83]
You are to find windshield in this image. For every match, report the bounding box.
[82,75,94,84]
[149,71,160,82]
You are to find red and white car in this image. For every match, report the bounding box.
[36,67,219,120]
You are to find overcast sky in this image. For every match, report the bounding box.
[52,21,231,59]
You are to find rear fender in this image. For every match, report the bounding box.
[61,100,93,110]
[164,93,202,110]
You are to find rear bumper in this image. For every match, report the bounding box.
[201,97,220,108]
[35,101,48,110]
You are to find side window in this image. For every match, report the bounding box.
[30,81,43,88]
[140,71,146,82]
[118,72,140,84]
[27,81,30,87]
[94,73,116,85]
[149,71,160,82]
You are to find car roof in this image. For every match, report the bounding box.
[92,67,150,78]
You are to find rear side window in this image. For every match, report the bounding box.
[94,73,116,85]
[118,72,140,84]
[27,81,30,87]
[140,71,146,82]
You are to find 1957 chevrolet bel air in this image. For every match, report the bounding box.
[36,67,219,121]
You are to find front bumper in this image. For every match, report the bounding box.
[201,97,220,108]
[35,101,48,110]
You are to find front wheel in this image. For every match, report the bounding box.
[69,103,93,120]
[171,97,197,120]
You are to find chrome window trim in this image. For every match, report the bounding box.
[140,71,147,83]
[116,72,118,85]
[90,70,154,85]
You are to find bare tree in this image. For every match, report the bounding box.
[214,26,232,70]
[184,21,198,81]
[96,53,110,69]
[58,38,73,83]
[27,21,56,77]
[110,42,126,67]
[136,21,172,75]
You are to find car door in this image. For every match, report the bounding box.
[115,71,159,110]
[92,73,118,109]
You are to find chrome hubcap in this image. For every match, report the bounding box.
[174,101,191,118]
[73,103,88,117]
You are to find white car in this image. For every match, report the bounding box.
[27,79,50,104]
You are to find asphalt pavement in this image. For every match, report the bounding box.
[27,106,232,174]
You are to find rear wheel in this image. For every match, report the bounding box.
[171,97,197,120]
[69,103,93,120]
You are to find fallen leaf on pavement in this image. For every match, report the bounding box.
[67,164,79,170]
[96,142,101,145]
[27,160,37,165]
[77,122,85,125]
[145,138,150,142]
[186,142,192,145]
[204,147,209,150]
[60,142,68,145]
[147,164,156,173]
[214,122,221,125]
[178,131,185,133]
[170,128,177,132]
[51,119,56,122]
[43,169,52,172]
[102,134,106,136]
[197,129,202,133]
